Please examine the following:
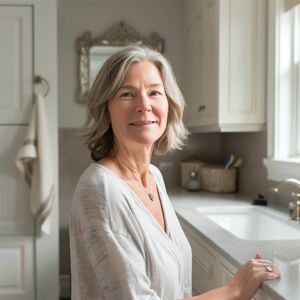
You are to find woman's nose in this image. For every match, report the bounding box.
[136,93,152,112]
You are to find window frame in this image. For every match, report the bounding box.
[263,0,300,181]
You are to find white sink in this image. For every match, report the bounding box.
[196,206,300,240]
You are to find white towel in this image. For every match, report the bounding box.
[15,93,54,234]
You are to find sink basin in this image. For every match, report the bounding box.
[196,206,300,240]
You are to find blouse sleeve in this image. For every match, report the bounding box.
[86,230,161,300]
[72,175,162,300]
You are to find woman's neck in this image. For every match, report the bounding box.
[100,145,153,187]
[115,150,151,186]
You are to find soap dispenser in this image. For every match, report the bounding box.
[252,193,268,206]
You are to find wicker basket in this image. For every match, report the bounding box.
[200,164,237,193]
[180,160,204,188]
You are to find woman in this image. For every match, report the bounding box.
[69,45,280,300]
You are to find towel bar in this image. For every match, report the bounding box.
[34,75,49,97]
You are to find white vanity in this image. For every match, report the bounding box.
[170,190,300,300]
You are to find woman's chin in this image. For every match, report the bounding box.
[129,135,160,148]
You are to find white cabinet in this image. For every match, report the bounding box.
[0,1,59,300]
[183,0,267,132]
[180,219,274,300]
[186,224,216,294]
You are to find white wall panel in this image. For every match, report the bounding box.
[0,126,33,235]
[0,6,33,124]
[0,237,34,300]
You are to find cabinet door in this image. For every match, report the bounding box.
[218,0,266,129]
[0,126,34,235]
[180,221,217,293]
[0,6,34,300]
[219,263,235,285]
[0,237,34,300]
[0,6,33,125]
[183,0,218,129]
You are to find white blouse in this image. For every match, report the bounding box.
[69,163,192,300]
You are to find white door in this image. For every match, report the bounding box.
[0,6,35,300]
[0,2,59,300]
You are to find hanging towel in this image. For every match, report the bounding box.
[15,93,54,234]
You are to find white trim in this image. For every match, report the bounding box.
[266,0,277,158]
[263,158,300,181]
[265,0,300,181]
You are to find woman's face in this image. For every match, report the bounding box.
[108,61,169,151]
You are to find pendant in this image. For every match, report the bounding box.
[148,193,154,201]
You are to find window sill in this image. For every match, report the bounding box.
[263,158,300,181]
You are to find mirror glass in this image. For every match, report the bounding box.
[89,46,125,89]
[76,22,165,103]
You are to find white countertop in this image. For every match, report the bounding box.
[169,189,300,300]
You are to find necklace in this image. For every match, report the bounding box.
[144,171,154,201]
[133,170,154,201]
[115,159,154,201]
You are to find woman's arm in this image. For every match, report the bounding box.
[183,254,280,300]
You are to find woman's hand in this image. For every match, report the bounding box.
[228,253,280,300]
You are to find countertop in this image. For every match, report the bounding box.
[168,189,300,300]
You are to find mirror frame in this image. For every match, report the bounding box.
[76,22,165,104]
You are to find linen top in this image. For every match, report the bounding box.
[69,163,192,300]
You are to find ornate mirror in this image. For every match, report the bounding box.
[76,22,165,103]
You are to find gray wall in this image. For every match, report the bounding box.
[58,0,185,128]
[220,131,268,198]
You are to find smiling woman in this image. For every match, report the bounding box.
[81,46,187,161]
[69,45,280,300]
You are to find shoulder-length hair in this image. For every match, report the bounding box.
[81,45,188,161]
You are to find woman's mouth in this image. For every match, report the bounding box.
[129,121,157,126]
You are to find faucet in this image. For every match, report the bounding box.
[293,198,300,221]
[271,178,300,221]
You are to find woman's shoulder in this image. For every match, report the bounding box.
[76,162,120,189]
[71,163,140,235]
[72,163,125,210]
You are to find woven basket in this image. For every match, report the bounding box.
[180,160,204,188]
[200,164,237,193]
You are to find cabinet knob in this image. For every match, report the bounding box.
[198,105,206,112]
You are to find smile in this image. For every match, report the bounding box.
[129,121,157,126]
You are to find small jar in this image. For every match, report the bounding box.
[186,170,201,191]
[289,201,294,218]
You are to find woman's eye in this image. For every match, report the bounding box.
[120,91,134,98]
[150,90,162,96]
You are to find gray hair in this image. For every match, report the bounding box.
[81,45,188,161]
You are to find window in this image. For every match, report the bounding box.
[263,0,300,181]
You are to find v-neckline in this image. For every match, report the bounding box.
[93,163,171,239]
